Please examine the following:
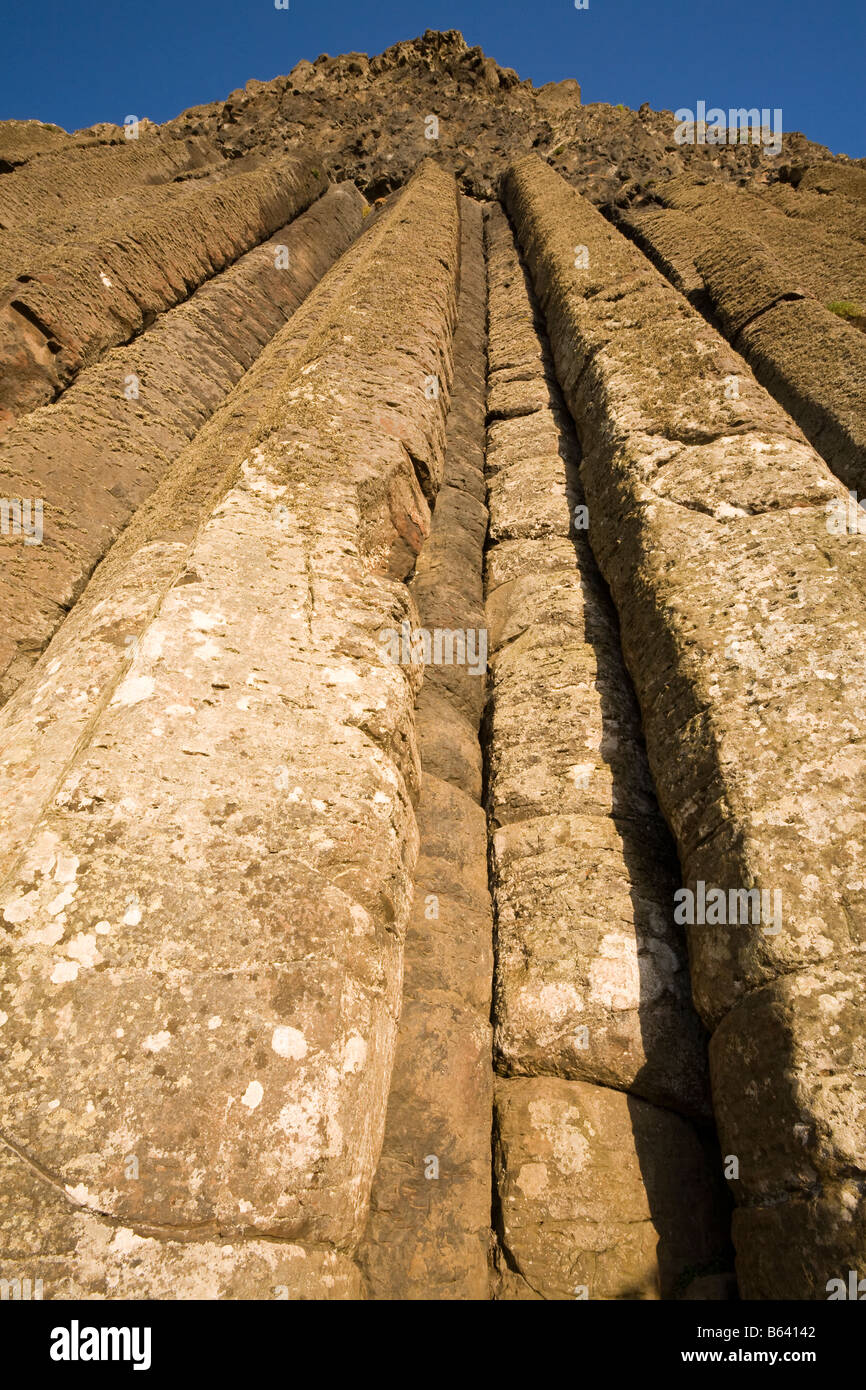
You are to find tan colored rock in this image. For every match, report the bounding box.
[732,1187,866,1301]
[0,182,367,705]
[502,151,866,1296]
[360,777,493,1299]
[709,956,866,1202]
[0,1140,362,1300]
[484,202,711,1117]
[361,198,493,1301]
[1,34,862,1309]
[492,814,709,1115]
[494,1078,733,1301]
[694,233,866,495]
[0,132,217,231]
[0,155,327,422]
[620,182,866,495]
[0,184,378,887]
[0,160,459,1293]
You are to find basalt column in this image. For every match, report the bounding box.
[617,177,866,493]
[0,154,327,424]
[503,153,866,1299]
[0,182,367,705]
[359,196,493,1300]
[483,202,733,1301]
[0,159,459,1299]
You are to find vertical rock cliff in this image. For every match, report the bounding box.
[1,29,864,1301]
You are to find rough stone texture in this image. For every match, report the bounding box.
[2,28,864,1304]
[731,1190,866,1301]
[484,204,711,1117]
[798,163,866,201]
[618,178,866,491]
[762,180,866,249]
[734,297,866,495]
[503,152,866,1298]
[709,954,866,1285]
[494,1078,733,1301]
[0,160,458,1295]
[0,154,326,424]
[627,174,866,310]
[0,183,367,706]
[163,30,846,210]
[360,777,493,1298]
[0,131,220,231]
[360,198,493,1300]
[484,204,731,1301]
[0,1141,362,1300]
[0,187,411,898]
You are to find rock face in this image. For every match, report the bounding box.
[359,197,493,1299]
[501,153,866,1299]
[0,30,864,1301]
[0,183,365,704]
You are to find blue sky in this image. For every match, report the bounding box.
[2,0,863,156]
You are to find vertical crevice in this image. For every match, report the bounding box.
[359,194,495,1300]
[481,197,735,1301]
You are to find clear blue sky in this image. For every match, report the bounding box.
[2,0,863,157]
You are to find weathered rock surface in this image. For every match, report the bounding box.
[0,155,326,424]
[361,198,493,1300]
[502,152,866,1298]
[1,29,864,1303]
[495,1078,732,1300]
[162,30,845,209]
[617,175,866,491]
[484,202,732,1299]
[0,160,458,1294]
[0,182,366,705]
[484,204,712,1119]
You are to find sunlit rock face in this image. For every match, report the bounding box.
[0,31,863,1301]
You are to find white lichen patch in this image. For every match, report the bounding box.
[65,932,103,969]
[50,960,79,984]
[65,1182,98,1208]
[22,829,61,880]
[3,892,39,923]
[24,918,65,947]
[322,666,361,686]
[111,1227,150,1254]
[112,674,155,707]
[193,637,221,661]
[241,1080,264,1110]
[272,1026,307,1060]
[190,611,225,633]
[341,1033,367,1074]
[277,1075,344,1166]
[53,853,80,884]
[515,1162,549,1199]
[350,903,372,935]
[528,1098,591,1177]
[143,1030,172,1053]
[46,884,77,916]
[588,933,641,1012]
[535,981,584,1020]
